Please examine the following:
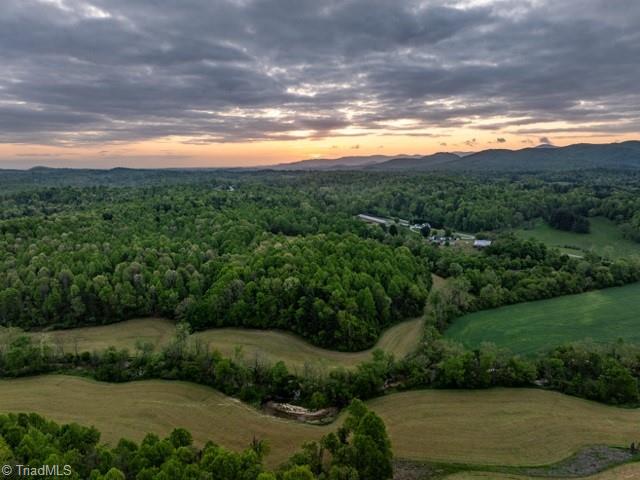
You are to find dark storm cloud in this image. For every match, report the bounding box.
[0,0,639,145]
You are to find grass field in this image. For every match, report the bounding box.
[0,375,322,467]
[9,317,424,372]
[20,318,177,354]
[1,376,640,467]
[445,283,640,355]
[446,462,640,479]
[193,317,424,372]
[514,217,640,259]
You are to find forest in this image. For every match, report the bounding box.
[3,169,640,351]
[2,169,640,405]
[0,178,430,350]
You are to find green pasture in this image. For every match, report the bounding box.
[514,217,640,259]
[446,283,640,355]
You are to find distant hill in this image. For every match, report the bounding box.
[442,141,640,172]
[366,152,461,171]
[269,154,419,170]
[273,141,640,173]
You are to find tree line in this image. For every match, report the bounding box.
[429,235,640,317]
[1,319,638,409]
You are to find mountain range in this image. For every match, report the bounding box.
[270,154,421,170]
[270,141,640,173]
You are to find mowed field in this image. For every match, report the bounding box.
[11,317,424,371]
[446,463,640,480]
[445,283,640,355]
[0,375,321,467]
[194,318,424,371]
[514,217,640,259]
[2,376,640,467]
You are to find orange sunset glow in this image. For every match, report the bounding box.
[1,131,638,169]
[1,0,638,168]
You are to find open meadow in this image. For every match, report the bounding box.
[193,317,424,371]
[7,317,424,371]
[445,283,640,355]
[2,376,640,468]
[514,217,640,259]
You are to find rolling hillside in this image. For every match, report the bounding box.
[269,154,419,170]
[2,376,640,467]
[365,152,461,171]
[276,141,640,173]
[443,141,640,172]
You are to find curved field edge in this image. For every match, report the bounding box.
[445,283,640,355]
[445,461,640,479]
[1,376,640,468]
[4,317,424,371]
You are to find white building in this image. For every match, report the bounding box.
[473,240,492,248]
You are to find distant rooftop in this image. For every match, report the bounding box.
[357,214,390,225]
[474,240,493,248]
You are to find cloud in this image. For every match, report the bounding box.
[496,137,506,143]
[0,0,638,146]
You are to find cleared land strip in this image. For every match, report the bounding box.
[1,376,640,468]
[445,282,640,355]
[9,316,424,371]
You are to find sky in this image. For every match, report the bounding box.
[1,0,639,168]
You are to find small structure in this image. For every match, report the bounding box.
[357,214,391,226]
[410,222,431,232]
[429,235,455,246]
[263,401,338,425]
[473,239,492,249]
